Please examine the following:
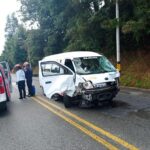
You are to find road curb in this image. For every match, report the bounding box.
[120,86,150,92]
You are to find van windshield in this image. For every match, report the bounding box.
[73,56,116,75]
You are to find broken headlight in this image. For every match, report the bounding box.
[82,81,94,89]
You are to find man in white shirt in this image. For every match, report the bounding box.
[15,64,26,99]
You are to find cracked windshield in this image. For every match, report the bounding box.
[74,56,116,75]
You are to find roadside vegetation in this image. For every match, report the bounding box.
[119,50,150,89]
[0,0,149,89]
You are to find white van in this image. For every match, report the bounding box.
[39,51,120,108]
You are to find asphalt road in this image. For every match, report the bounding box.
[0,74,150,150]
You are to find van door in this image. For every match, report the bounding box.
[39,61,75,98]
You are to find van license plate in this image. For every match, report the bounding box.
[95,83,106,88]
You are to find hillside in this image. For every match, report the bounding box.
[119,50,150,89]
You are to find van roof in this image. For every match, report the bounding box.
[41,51,102,62]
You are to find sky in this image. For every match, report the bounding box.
[0,0,20,55]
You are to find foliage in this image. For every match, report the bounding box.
[1,0,150,72]
[0,14,27,69]
[25,29,45,66]
[120,50,150,89]
[121,0,150,47]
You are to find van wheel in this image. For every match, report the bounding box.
[51,94,62,101]
[63,95,72,108]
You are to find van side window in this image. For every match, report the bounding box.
[65,59,75,72]
[41,63,52,76]
[41,62,72,76]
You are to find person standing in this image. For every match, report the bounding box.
[23,62,33,96]
[15,64,26,99]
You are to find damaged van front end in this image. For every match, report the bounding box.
[74,77,119,107]
[39,51,120,108]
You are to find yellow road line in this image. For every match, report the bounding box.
[32,97,119,150]
[36,95,139,150]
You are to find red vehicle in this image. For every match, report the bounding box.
[0,64,11,111]
[0,61,12,92]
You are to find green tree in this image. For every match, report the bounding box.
[0,14,27,68]
[25,29,45,66]
[18,0,150,58]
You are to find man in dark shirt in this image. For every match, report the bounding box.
[24,62,33,96]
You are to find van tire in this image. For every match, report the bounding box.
[63,95,72,108]
[51,94,62,101]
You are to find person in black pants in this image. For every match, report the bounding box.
[15,64,26,99]
[23,62,33,96]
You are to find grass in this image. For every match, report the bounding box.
[119,50,150,89]
[120,72,150,89]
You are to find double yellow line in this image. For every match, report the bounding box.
[32,96,139,150]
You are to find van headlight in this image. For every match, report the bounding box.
[82,81,94,89]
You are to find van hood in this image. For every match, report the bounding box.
[80,71,120,84]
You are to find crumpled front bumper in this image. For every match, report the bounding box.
[81,85,119,101]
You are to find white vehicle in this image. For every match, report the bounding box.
[39,51,120,108]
